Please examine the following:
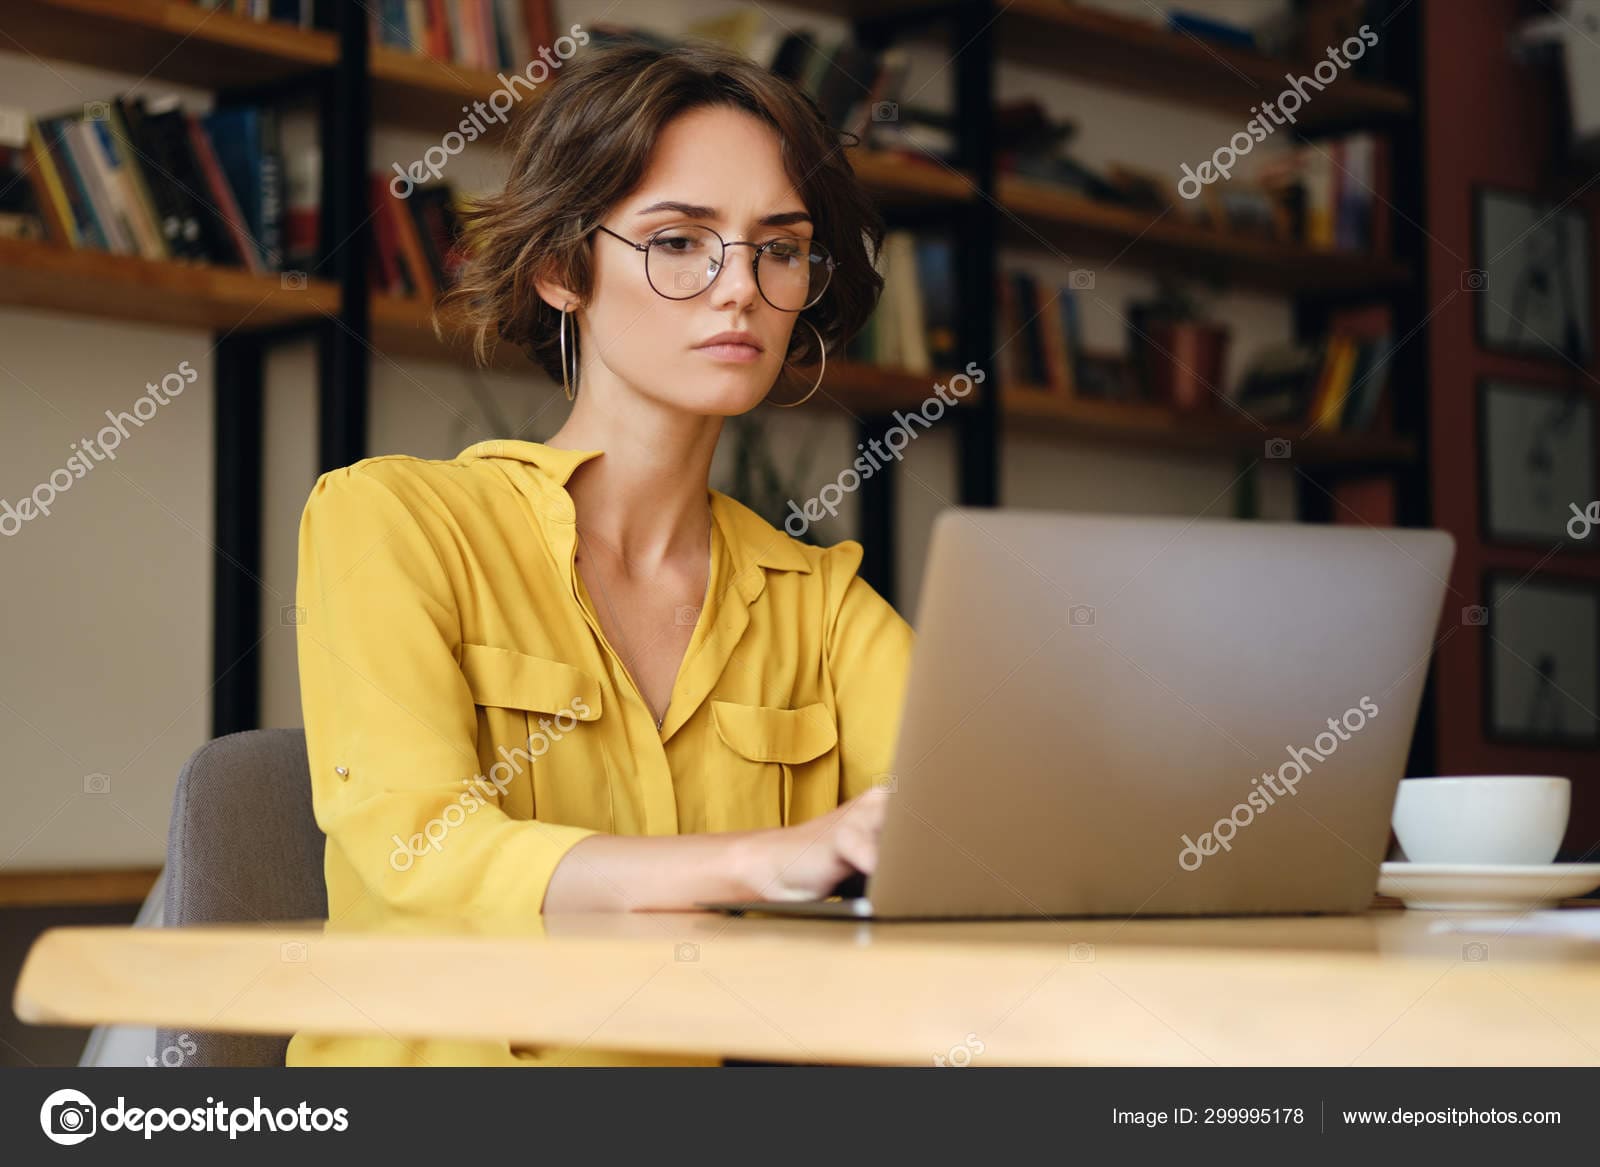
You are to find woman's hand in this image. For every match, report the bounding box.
[737,785,891,902]
[544,785,892,912]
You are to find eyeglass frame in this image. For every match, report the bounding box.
[590,222,833,312]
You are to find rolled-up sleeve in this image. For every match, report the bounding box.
[821,542,915,803]
[296,466,598,921]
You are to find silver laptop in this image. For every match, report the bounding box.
[703,508,1455,920]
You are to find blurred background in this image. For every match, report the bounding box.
[2,0,1598,1064]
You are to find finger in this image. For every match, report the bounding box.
[840,785,890,823]
[832,818,879,876]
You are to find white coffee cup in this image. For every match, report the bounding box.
[1391,776,1570,865]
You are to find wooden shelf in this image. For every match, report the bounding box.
[811,360,977,414]
[0,259,967,422]
[3,1,523,132]
[996,1,1412,129]
[1002,385,1417,467]
[0,238,337,332]
[848,149,976,204]
[369,43,524,130]
[998,176,1412,293]
[3,0,335,90]
[372,293,504,368]
[812,0,1412,129]
[0,866,160,908]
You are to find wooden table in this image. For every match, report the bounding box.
[15,905,1600,1065]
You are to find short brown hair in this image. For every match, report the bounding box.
[437,39,886,382]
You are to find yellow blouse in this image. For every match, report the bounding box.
[284,439,914,1066]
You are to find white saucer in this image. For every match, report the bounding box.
[1378,861,1600,911]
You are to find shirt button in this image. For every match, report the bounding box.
[334,765,349,777]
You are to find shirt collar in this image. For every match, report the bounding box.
[457,438,813,575]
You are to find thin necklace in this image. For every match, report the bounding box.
[576,507,714,731]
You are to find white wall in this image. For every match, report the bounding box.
[4,0,1302,869]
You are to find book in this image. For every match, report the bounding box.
[145,96,241,265]
[0,114,45,241]
[1167,10,1257,50]
[33,114,108,250]
[64,119,133,253]
[521,0,555,52]
[913,236,958,368]
[888,231,929,373]
[1327,304,1395,432]
[186,112,263,271]
[115,97,208,262]
[413,184,465,284]
[100,102,170,260]
[22,119,75,245]
[1309,335,1359,430]
[1007,270,1049,387]
[1033,281,1074,397]
[1236,343,1324,422]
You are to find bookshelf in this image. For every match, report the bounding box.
[796,0,1413,128]
[6,0,337,90]
[990,0,1412,130]
[6,0,532,133]
[0,0,1429,771]
[1003,386,1417,467]
[368,43,525,130]
[998,177,1413,293]
[0,237,337,331]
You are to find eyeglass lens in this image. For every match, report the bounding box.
[645,225,831,310]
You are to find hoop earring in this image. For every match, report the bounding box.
[558,304,578,402]
[767,317,826,408]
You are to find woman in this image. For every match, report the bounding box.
[286,40,913,1066]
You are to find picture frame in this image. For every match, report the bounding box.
[1473,187,1594,363]
[1477,379,1598,547]
[1482,572,1600,748]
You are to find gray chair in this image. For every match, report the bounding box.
[156,728,327,1067]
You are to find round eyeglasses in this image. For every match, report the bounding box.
[593,223,833,312]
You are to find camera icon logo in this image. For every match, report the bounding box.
[1462,605,1489,626]
[1068,269,1095,291]
[83,772,111,795]
[674,942,699,963]
[281,270,308,291]
[1460,269,1489,292]
[1067,604,1096,628]
[871,101,898,123]
[83,101,109,122]
[1265,438,1292,459]
[1462,941,1489,963]
[873,772,899,793]
[673,269,702,291]
[281,940,307,963]
[281,604,307,626]
[40,1088,97,1145]
[1069,942,1096,963]
[674,605,700,626]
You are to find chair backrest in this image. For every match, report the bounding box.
[156,728,326,1067]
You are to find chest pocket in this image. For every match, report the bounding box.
[458,643,605,824]
[709,700,838,830]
